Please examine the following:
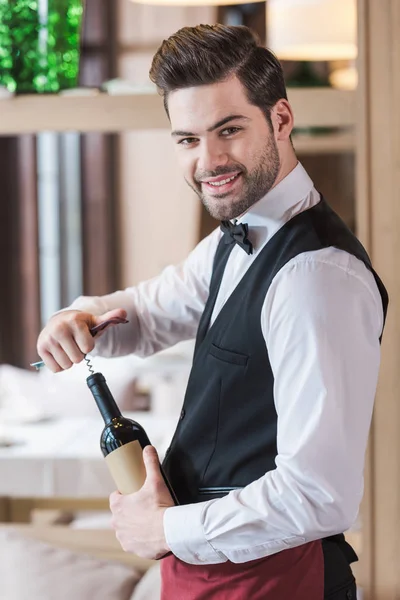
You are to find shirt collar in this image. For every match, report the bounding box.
[235,162,315,251]
[237,162,314,226]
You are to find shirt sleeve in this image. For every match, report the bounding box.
[66,229,220,358]
[163,248,384,565]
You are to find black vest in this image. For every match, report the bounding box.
[162,198,388,507]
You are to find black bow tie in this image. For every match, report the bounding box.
[220,220,253,255]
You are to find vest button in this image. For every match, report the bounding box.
[180,409,186,420]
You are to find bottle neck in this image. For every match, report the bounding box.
[86,372,122,424]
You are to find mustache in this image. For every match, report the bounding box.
[194,165,245,183]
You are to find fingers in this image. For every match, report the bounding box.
[37,310,95,373]
[39,349,65,373]
[73,320,96,355]
[48,341,74,371]
[36,308,128,373]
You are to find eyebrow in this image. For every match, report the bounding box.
[171,114,250,138]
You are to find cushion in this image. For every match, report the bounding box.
[130,562,161,600]
[0,527,142,600]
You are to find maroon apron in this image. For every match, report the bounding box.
[160,540,324,600]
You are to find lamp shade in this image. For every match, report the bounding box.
[329,66,358,90]
[131,0,262,5]
[267,0,357,61]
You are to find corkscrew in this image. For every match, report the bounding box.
[84,356,95,374]
[30,317,129,370]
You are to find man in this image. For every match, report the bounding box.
[37,24,388,599]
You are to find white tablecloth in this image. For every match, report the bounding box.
[0,412,177,498]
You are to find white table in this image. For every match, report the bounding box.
[0,412,177,498]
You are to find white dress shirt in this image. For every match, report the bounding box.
[69,163,384,565]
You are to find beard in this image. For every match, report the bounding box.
[187,134,281,221]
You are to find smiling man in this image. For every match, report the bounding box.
[37,24,388,600]
[170,101,281,221]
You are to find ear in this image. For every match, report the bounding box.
[271,99,294,142]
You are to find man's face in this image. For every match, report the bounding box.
[168,75,281,221]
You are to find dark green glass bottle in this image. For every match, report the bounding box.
[0,0,84,94]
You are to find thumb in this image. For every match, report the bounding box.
[91,309,128,336]
[143,445,162,483]
[143,446,174,506]
[94,308,128,325]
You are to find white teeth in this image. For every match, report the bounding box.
[207,174,238,187]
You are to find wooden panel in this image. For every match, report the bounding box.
[117,0,216,46]
[80,0,110,47]
[355,2,374,595]
[0,495,154,571]
[357,1,400,598]
[301,154,355,229]
[118,130,200,286]
[81,133,118,294]
[0,524,154,570]
[79,0,118,296]
[289,88,355,128]
[0,498,10,523]
[355,0,372,250]
[293,132,355,155]
[0,138,19,364]
[0,136,39,367]
[16,136,41,367]
[4,497,109,522]
[0,93,168,134]
[115,2,214,288]
[0,89,355,135]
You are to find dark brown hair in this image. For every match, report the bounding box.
[149,24,287,124]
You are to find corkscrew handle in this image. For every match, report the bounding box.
[30,317,129,370]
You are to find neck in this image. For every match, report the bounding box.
[272,146,298,190]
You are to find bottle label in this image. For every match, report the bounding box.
[105,440,146,494]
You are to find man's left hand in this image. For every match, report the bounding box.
[110,445,175,560]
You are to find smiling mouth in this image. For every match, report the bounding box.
[204,173,240,187]
[201,172,242,194]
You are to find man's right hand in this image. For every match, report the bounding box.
[36,308,128,373]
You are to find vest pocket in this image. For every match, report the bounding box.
[209,343,249,366]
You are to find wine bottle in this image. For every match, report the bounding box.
[87,371,178,504]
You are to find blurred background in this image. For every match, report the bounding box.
[0,0,358,367]
[0,1,399,599]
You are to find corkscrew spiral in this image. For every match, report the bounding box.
[84,356,95,374]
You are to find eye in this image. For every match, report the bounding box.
[220,127,242,136]
[177,137,198,146]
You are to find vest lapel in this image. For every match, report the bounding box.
[194,238,234,355]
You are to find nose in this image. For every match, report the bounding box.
[197,139,229,174]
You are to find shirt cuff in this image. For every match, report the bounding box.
[163,502,228,565]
